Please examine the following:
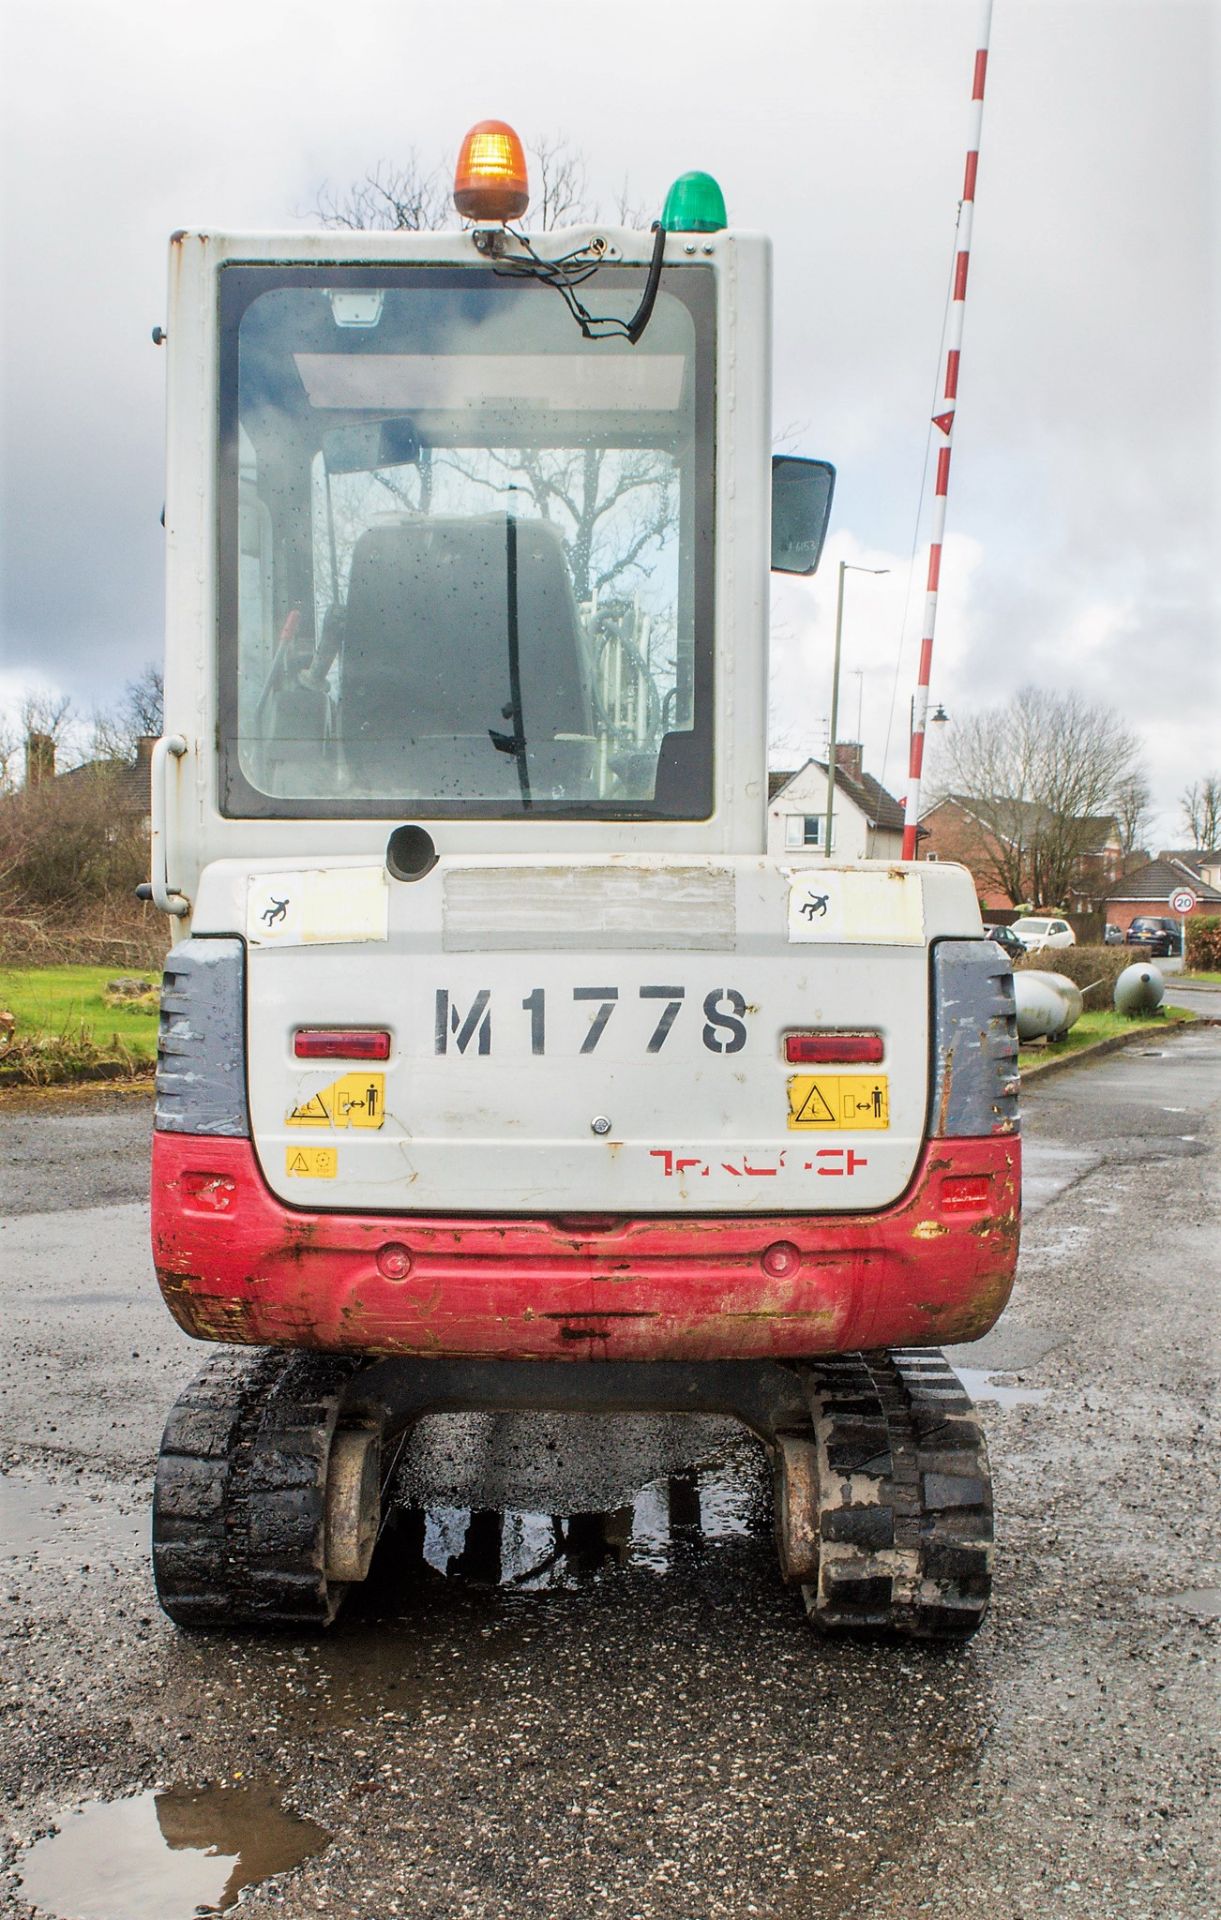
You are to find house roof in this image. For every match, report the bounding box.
[922,792,1119,852]
[1156,848,1221,872]
[1105,856,1221,905]
[52,746,153,818]
[769,759,907,832]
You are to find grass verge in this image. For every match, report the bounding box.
[1019,1004,1196,1074]
[0,964,159,1085]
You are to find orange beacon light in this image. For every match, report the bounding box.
[453,120,530,222]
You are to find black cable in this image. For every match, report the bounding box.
[625,220,667,345]
[493,221,668,345]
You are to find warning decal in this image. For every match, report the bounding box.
[787,1074,890,1130]
[285,1147,338,1178]
[286,1073,385,1130]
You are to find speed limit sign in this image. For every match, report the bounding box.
[1169,887,1198,916]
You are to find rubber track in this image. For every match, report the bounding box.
[152,1347,366,1629]
[799,1348,993,1640]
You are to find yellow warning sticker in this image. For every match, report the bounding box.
[787,1074,890,1130]
[286,1072,385,1130]
[285,1147,338,1178]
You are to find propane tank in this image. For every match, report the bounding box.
[1114,962,1165,1015]
[1014,971,1080,1041]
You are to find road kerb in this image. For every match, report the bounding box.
[1021,1013,1204,1084]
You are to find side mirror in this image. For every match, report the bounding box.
[771,456,835,575]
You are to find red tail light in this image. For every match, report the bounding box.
[784,1031,884,1065]
[941,1174,992,1212]
[294,1028,391,1061]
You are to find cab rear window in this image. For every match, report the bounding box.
[217,265,715,821]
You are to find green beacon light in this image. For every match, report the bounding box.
[660,171,727,234]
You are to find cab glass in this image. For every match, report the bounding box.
[218,266,715,819]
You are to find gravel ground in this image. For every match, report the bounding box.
[0,1029,1217,1919]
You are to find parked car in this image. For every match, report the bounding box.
[1009,916,1076,952]
[1103,922,1124,945]
[984,923,1025,959]
[1124,916,1182,957]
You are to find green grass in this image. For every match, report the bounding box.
[1019,1004,1194,1072]
[1178,969,1221,985]
[0,964,159,1071]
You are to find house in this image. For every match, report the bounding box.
[918,793,1125,912]
[767,745,907,861]
[1103,854,1221,936]
[1156,848,1221,893]
[23,732,154,830]
[916,795,1015,912]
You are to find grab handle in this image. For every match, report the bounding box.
[150,734,190,918]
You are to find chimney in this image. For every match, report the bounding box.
[24,731,55,787]
[834,741,863,782]
[135,735,157,770]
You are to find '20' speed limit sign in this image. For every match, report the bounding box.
[1169,887,1198,915]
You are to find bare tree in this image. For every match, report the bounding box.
[1113,771,1153,858]
[528,133,596,229]
[91,663,164,763]
[19,690,73,748]
[0,716,20,795]
[312,152,447,232]
[0,762,147,914]
[613,177,653,228]
[122,662,164,738]
[940,686,1141,908]
[14,690,78,782]
[312,134,600,234]
[1179,774,1221,849]
[432,445,675,601]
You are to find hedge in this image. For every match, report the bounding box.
[1013,943,1151,1010]
[1185,915,1221,971]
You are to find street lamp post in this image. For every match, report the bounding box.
[824,561,889,859]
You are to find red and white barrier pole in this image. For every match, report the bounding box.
[902,0,994,859]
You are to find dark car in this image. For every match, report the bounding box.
[984,923,1025,958]
[1125,916,1182,957]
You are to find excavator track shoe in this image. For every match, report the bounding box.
[153,1348,377,1629]
[781,1348,992,1641]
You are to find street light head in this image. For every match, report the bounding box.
[931,704,950,725]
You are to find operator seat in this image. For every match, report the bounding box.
[339,514,595,800]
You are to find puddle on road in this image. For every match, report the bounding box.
[946,1325,1062,1410]
[952,1368,1051,1411]
[0,1471,146,1566]
[1142,1587,1221,1619]
[16,1786,330,1920]
[374,1442,768,1596]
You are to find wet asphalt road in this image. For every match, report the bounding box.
[0,1030,1217,1920]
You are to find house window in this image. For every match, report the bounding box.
[785,814,828,850]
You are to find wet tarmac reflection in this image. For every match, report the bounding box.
[363,1435,770,1602]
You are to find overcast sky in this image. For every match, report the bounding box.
[1,0,1216,844]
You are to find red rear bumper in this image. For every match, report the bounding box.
[151,1132,1019,1362]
